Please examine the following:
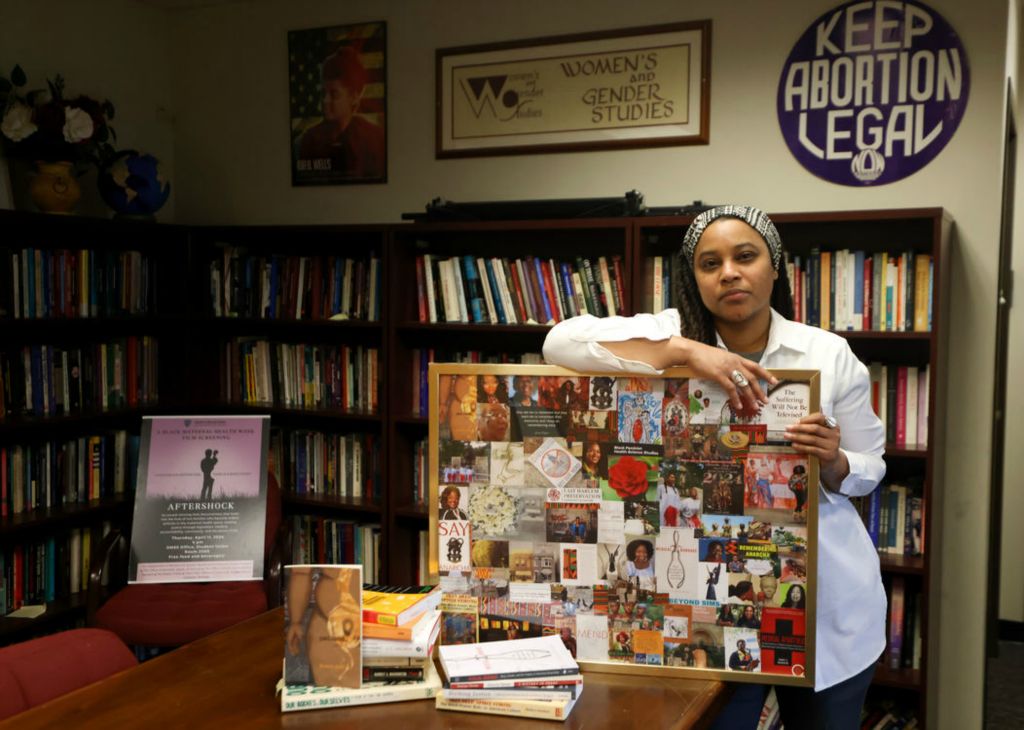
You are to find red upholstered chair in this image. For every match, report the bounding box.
[88,472,290,648]
[0,628,137,720]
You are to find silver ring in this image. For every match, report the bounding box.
[823,415,838,429]
[730,370,750,388]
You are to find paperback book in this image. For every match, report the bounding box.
[284,564,363,689]
[278,661,441,712]
[362,583,441,626]
[438,634,578,683]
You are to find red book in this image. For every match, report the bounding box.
[507,260,530,324]
[1,448,7,518]
[759,607,806,676]
[610,253,626,313]
[415,256,428,322]
[539,260,561,322]
[895,366,908,447]
[524,257,546,322]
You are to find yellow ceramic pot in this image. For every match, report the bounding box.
[29,160,81,214]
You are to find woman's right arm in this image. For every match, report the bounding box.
[542,310,775,412]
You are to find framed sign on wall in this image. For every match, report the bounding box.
[436,22,711,158]
[429,364,819,686]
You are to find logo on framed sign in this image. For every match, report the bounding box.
[777,0,969,186]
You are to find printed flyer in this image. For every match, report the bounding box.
[129,415,270,583]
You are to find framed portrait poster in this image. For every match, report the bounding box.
[436,21,710,158]
[288,21,387,185]
[429,364,819,686]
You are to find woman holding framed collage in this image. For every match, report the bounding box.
[543,205,886,730]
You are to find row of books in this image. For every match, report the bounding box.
[1,247,155,319]
[1,525,104,615]
[0,338,160,418]
[788,249,933,332]
[290,516,382,581]
[869,364,929,448]
[436,634,582,721]
[859,482,925,556]
[210,250,382,321]
[415,253,625,325]
[886,576,923,672]
[270,430,381,501]
[643,254,679,312]
[412,438,427,505]
[410,348,542,417]
[223,340,379,413]
[1,430,139,516]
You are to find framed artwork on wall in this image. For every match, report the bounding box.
[288,21,387,185]
[436,21,710,158]
[429,364,819,686]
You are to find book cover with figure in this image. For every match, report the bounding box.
[128,415,269,583]
[284,564,363,688]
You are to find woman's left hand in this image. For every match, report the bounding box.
[784,413,850,489]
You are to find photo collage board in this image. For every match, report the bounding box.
[429,364,820,686]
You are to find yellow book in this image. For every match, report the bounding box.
[361,583,441,626]
[914,254,931,332]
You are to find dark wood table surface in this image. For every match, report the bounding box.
[0,609,730,729]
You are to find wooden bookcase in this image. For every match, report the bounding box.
[0,210,188,644]
[384,218,633,584]
[182,223,391,581]
[635,208,949,726]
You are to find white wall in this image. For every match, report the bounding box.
[0,0,175,219]
[1001,0,1024,629]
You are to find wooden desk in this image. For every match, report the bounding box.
[1,609,730,729]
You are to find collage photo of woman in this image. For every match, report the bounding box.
[435,371,813,678]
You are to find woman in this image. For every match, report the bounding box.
[625,539,655,578]
[543,205,886,730]
[439,485,468,520]
[781,583,807,609]
[790,463,809,517]
[580,441,606,482]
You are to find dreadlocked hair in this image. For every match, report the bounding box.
[673,248,796,346]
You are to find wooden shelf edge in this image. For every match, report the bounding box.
[393,504,429,520]
[282,494,383,516]
[397,321,553,334]
[878,553,925,574]
[1,497,133,537]
[872,665,922,690]
[0,593,87,642]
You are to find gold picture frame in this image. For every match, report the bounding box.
[429,363,819,687]
[436,21,711,158]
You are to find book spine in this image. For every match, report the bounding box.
[462,255,485,323]
[598,256,616,316]
[415,255,428,323]
[281,681,439,712]
[531,257,553,323]
[477,257,498,324]
[610,255,627,315]
[514,259,536,323]
[436,693,571,721]
[889,575,906,669]
[483,259,506,324]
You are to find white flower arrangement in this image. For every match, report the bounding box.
[467,486,518,536]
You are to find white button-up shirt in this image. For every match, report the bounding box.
[543,307,887,691]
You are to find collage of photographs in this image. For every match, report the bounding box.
[433,369,816,681]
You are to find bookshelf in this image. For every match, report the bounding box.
[635,207,949,727]
[385,218,633,584]
[184,224,389,583]
[0,209,187,644]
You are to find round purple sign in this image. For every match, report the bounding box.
[777,0,969,186]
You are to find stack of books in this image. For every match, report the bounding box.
[435,634,582,721]
[279,568,443,713]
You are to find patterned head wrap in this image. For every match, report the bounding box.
[681,205,783,270]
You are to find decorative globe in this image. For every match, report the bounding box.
[98,151,170,216]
